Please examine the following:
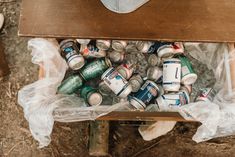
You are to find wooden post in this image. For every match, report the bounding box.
[89,121,109,156]
[0,41,9,78]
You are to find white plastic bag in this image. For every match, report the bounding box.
[18,38,127,147]
[100,0,149,13]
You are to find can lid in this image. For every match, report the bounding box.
[118,84,132,98]
[145,80,160,92]
[88,92,103,106]
[130,97,145,110]
[68,56,85,70]
[101,67,114,80]
[181,73,198,85]
[59,39,74,48]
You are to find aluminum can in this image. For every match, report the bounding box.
[136,41,158,53]
[147,66,163,83]
[130,80,160,110]
[148,54,163,67]
[163,58,181,92]
[156,88,190,110]
[129,74,144,92]
[60,39,85,70]
[179,56,197,85]
[96,40,111,51]
[125,44,138,53]
[76,39,91,45]
[116,63,135,80]
[80,86,103,106]
[157,42,184,58]
[112,40,128,51]
[195,88,216,102]
[80,41,106,58]
[79,58,112,81]
[98,81,114,96]
[101,67,132,98]
[108,50,125,63]
[57,75,84,95]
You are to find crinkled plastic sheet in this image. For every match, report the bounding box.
[18,38,128,147]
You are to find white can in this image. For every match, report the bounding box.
[163,58,181,92]
[96,40,111,51]
[112,40,128,52]
[101,67,132,98]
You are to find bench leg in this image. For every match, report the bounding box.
[89,120,109,156]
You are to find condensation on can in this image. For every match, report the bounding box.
[163,58,181,92]
[60,39,85,70]
[101,67,132,98]
[108,50,125,63]
[96,40,111,51]
[129,74,144,93]
[112,40,128,52]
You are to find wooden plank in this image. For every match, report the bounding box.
[19,0,235,42]
[97,111,193,122]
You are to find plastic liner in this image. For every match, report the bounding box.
[18,38,127,147]
[100,0,149,13]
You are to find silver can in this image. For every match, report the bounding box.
[116,63,135,80]
[112,40,128,51]
[129,74,144,92]
[125,44,138,53]
[96,40,111,51]
[101,67,132,98]
[108,50,125,63]
[148,54,163,67]
[147,66,163,83]
[136,41,156,53]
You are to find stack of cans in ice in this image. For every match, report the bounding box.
[57,39,203,111]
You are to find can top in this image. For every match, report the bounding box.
[118,84,132,98]
[130,97,145,110]
[145,80,160,92]
[181,73,198,85]
[59,39,75,48]
[88,92,103,106]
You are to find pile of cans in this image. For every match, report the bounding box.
[57,39,215,110]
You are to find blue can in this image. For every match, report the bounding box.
[130,80,160,110]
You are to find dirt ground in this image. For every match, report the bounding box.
[1,1,235,157]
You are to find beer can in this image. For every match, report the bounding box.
[98,81,114,96]
[158,42,184,58]
[57,75,84,95]
[112,40,128,52]
[108,50,125,63]
[60,39,85,70]
[116,63,135,80]
[101,67,132,98]
[148,54,163,67]
[80,86,103,106]
[136,41,157,53]
[130,80,160,110]
[179,56,197,85]
[96,40,111,51]
[80,41,106,58]
[79,58,112,81]
[195,88,216,102]
[163,58,181,92]
[125,44,138,53]
[147,66,163,83]
[129,74,144,93]
[181,85,192,95]
[156,89,190,110]
[76,39,91,45]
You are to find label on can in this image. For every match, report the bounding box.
[102,68,129,96]
[80,59,109,81]
[133,81,159,106]
[196,88,216,102]
[163,60,181,87]
[159,91,189,107]
[81,43,106,58]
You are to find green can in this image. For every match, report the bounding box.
[179,56,197,85]
[80,86,103,106]
[79,58,112,81]
[57,75,84,94]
